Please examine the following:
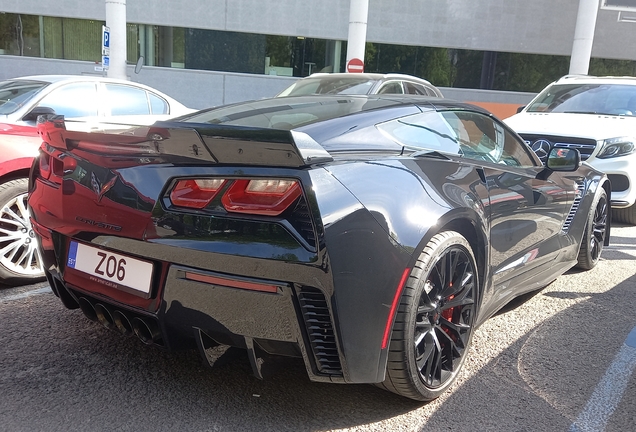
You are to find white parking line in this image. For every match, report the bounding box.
[569,326,636,432]
[0,286,52,302]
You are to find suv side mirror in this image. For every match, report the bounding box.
[516,105,526,114]
[22,106,56,122]
[546,147,580,172]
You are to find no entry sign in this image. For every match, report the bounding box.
[347,58,364,73]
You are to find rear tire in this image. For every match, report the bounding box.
[0,178,45,286]
[612,202,636,225]
[378,231,478,401]
[576,189,608,270]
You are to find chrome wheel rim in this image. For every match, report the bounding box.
[414,246,476,388]
[0,192,43,277]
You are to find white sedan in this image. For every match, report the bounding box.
[0,75,193,285]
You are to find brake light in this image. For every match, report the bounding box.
[169,179,227,209]
[38,154,51,180]
[221,179,301,216]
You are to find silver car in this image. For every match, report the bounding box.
[277,73,443,98]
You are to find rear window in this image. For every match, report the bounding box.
[0,80,48,115]
[278,77,376,96]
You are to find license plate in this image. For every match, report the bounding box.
[66,241,153,296]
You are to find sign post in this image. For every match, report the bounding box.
[345,0,368,73]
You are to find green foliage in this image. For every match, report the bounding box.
[589,58,636,76]
[0,14,41,56]
[364,43,454,87]
[265,35,293,67]
[494,52,569,92]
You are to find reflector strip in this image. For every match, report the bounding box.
[184,272,279,293]
[381,268,411,349]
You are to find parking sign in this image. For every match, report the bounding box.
[102,25,110,56]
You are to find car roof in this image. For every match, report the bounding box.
[9,75,137,85]
[303,72,436,85]
[553,75,636,86]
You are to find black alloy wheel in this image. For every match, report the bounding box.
[378,231,478,401]
[576,188,608,270]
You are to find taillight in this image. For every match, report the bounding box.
[169,178,302,216]
[169,179,227,209]
[222,179,301,216]
[38,154,51,180]
[38,149,75,182]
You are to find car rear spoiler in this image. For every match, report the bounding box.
[37,116,333,167]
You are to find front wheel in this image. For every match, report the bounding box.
[576,188,608,270]
[378,231,479,401]
[0,178,45,286]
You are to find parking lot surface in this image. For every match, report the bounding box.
[1,224,635,432]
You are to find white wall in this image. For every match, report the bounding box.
[2,0,636,60]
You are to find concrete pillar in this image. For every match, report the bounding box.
[569,0,600,75]
[105,0,127,80]
[345,0,368,73]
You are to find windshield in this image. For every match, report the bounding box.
[0,80,48,115]
[526,83,636,116]
[278,77,376,96]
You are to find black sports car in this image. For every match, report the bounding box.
[28,95,610,401]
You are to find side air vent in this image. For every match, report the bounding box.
[297,287,342,375]
[562,182,586,233]
[289,199,317,249]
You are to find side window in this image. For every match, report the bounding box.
[104,84,150,116]
[377,81,404,94]
[37,82,99,118]
[404,82,427,95]
[440,111,536,167]
[425,86,440,97]
[376,111,461,154]
[148,93,169,114]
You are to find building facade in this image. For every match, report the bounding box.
[1,0,635,115]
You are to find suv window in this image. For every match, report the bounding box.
[105,84,151,116]
[404,82,431,96]
[377,81,404,94]
[37,82,99,118]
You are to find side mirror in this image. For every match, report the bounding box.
[135,56,144,74]
[22,106,56,122]
[546,147,580,172]
[516,105,526,114]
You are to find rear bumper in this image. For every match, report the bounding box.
[35,220,349,384]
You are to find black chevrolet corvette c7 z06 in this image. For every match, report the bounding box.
[28,95,610,401]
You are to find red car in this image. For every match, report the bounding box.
[0,75,191,285]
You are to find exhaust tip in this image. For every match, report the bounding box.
[132,317,160,345]
[113,310,134,336]
[94,303,115,330]
[78,298,97,322]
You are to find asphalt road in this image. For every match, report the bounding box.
[1,224,635,432]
